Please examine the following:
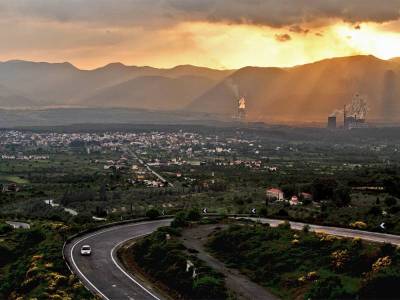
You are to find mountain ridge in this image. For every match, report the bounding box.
[1,55,400,123]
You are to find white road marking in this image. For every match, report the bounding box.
[110,233,162,300]
[68,220,170,300]
[71,237,111,300]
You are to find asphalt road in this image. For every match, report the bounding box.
[247,217,400,245]
[6,220,30,229]
[64,219,171,300]
[65,217,400,300]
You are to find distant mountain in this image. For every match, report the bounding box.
[1,56,400,123]
[390,57,400,64]
[83,75,217,111]
[0,83,34,107]
[188,55,400,123]
[0,60,233,108]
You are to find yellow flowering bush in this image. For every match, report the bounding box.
[349,221,367,229]
[372,256,392,273]
[331,250,350,270]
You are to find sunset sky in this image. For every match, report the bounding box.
[1,0,400,70]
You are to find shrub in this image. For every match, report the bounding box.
[360,267,400,299]
[0,223,13,235]
[171,212,188,228]
[193,276,227,299]
[305,276,348,300]
[186,209,201,221]
[146,209,160,220]
[302,224,310,233]
[384,196,397,207]
[349,221,367,230]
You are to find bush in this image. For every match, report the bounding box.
[384,197,397,207]
[0,223,13,235]
[259,207,268,217]
[146,209,160,220]
[171,212,188,228]
[359,268,400,299]
[305,276,349,300]
[193,276,227,300]
[186,209,201,221]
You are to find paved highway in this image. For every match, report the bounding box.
[65,217,400,300]
[246,218,400,245]
[64,219,171,300]
[6,220,30,229]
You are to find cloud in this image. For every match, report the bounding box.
[289,25,310,34]
[1,0,400,29]
[275,33,291,42]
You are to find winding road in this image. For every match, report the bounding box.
[64,219,172,300]
[64,217,400,300]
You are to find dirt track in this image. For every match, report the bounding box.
[181,224,279,300]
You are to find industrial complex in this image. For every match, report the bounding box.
[327,94,369,130]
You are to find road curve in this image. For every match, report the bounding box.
[64,219,172,300]
[65,217,400,300]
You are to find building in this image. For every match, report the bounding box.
[290,196,299,206]
[327,116,337,129]
[266,188,284,201]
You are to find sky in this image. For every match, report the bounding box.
[1,0,400,70]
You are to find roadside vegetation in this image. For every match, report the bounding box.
[0,220,94,300]
[207,222,400,300]
[129,219,229,300]
[2,125,400,298]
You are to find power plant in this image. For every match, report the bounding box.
[327,93,369,130]
[237,97,247,121]
[344,94,369,129]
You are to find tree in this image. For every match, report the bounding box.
[311,178,338,201]
[171,212,188,228]
[384,196,397,207]
[99,184,108,202]
[333,185,351,207]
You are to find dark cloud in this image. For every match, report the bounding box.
[275,33,291,42]
[1,0,400,28]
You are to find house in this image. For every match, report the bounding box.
[290,196,299,206]
[266,188,284,201]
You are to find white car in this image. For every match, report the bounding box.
[80,245,92,256]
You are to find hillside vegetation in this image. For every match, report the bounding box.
[207,223,400,300]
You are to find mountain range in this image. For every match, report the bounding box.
[1,55,400,123]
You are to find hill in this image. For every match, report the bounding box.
[83,75,217,111]
[188,55,400,123]
[0,60,233,108]
[1,56,400,123]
